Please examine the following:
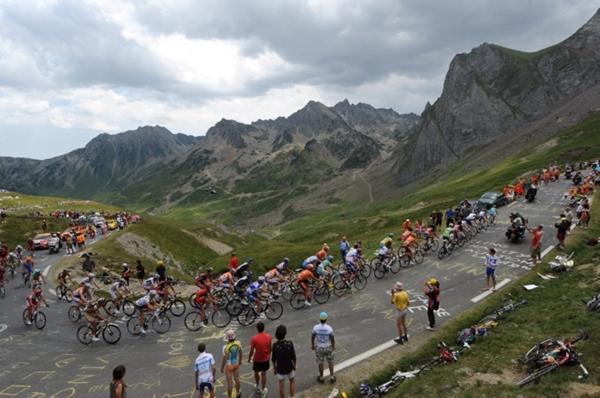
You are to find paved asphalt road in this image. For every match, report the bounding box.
[0,178,574,398]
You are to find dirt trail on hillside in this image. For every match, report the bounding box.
[116,232,184,269]
[181,229,233,255]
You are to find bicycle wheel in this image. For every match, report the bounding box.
[122,300,136,317]
[314,285,330,304]
[64,288,73,303]
[333,280,350,297]
[517,364,558,387]
[0,286,4,298]
[429,239,440,251]
[359,262,372,279]
[437,247,446,260]
[289,292,306,310]
[373,261,386,279]
[77,325,93,345]
[353,275,367,290]
[399,254,411,268]
[184,311,205,332]
[68,305,82,322]
[389,256,401,273]
[265,301,284,321]
[152,313,171,334]
[211,308,231,328]
[34,311,46,329]
[414,249,425,264]
[103,324,121,345]
[212,290,229,307]
[418,357,443,372]
[101,300,117,317]
[457,238,465,248]
[22,309,31,325]
[126,317,143,335]
[226,298,244,316]
[280,285,294,301]
[237,307,257,326]
[169,299,186,317]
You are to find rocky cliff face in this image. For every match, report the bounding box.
[398,9,600,181]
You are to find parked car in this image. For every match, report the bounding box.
[476,191,508,210]
[33,233,61,253]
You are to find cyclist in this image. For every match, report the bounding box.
[22,256,34,283]
[57,269,71,288]
[487,205,497,224]
[0,262,5,292]
[316,244,330,261]
[25,286,48,324]
[218,270,235,294]
[109,279,131,313]
[345,245,362,274]
[316,255,334,279]
[135,290,161,334]
[302,255,320,269]
[81,272,100,291]
[31,268,46,288]
[83,300,104,342]
[297,264,318,307]
[246,276,267,314]
[142,274,159,292]
[380,233,394,249]
[73,283,92,307]
[195,268,214,289]
[193,281,212,326]
[15,244,24,261]
[264,259,289,293]
[121,263,131,286]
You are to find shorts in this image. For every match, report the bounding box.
[531,246,541,258]
[486,267,496,277]
[198,381,213,392]
[276,371,295,381]
[315,346,334,363]
[225,364,240,373]
[109,290,119,300]
[396,308,408,319]
[253,361,270,372]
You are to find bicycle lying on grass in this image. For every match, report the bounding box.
[583,292,600,312]
[517,329,589,387]
[478,298,528,324]
[358,369,424,397]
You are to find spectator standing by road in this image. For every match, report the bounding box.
[136,260,145,285]
[435,210,443,231]
[391,281,410,343]
[311,311,335,384]
[272,324,296,398]
[445,208,455,227]
[248,322,272,397]
[555,214,571,250]
[484,248,500,291]
[194,343,216,398]
[228,253,239,273]
[156,260,166,280]
[221,329,243,398]
[339,236,350,261]
[528,225,544,265]
[109,365,127,398]
[424,278,440,331]
[81,253,95,273]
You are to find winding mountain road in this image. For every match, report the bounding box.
[0,177,575,397]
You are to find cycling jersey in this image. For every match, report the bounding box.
[380,237,393,248]
[275,261,287,273]
[142,277,156,290]
[135,295,151,307]
[378,246,390,256]
[442,227,454,240]
[487,207,497,216]
[297,269,314,283]
[302,256,319,268]
[466,213,476,221]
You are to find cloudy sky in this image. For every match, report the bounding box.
[0,0,597,159]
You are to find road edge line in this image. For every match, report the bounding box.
[470,278,512,303]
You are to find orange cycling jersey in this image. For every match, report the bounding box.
[297,269,315,282]
[404,235,416,247]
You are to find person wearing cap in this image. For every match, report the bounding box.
[221,329,243,398]
[311,312,335,383]
[156,260,166,281]
[424,278,440,331]
[391,282,410,343]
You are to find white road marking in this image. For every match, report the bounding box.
[49,288,57,296]
[470,278,512,303]
[0,324,7,334]
[42,265,51,277]
[323,339,398,377]
[508,201,517,208]
[541,246,554,259]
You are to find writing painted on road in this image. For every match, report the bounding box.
[467,239,533,271]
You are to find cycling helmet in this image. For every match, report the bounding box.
[207,267,214,273]
[33,268,41,274]
[122,263,128,268]
[327,255,334,262]
[34,286,42,295]
[306,264,314,271]
[258,276,266,283]
[387,233,394,238]
[282,257,289,264]
[154,273,160,279]
[428,278,439,286]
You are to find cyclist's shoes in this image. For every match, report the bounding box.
[202,318,209,326]
[25,320,32,325]
[258,313,267,320]
[304,300,312,307]
[91,336,100,342]
[140,328,147,335]
[241,299,249,305]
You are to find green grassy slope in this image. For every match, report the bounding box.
[353,193,600,398]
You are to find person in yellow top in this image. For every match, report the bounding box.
[391,281,410,344]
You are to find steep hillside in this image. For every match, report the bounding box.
[398,8,600,182]
[0,126,199,199]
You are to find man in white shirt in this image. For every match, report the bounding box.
[194,343,216,398]
[311,311,336,384]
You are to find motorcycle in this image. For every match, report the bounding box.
[506,213,527,243]
[525,186,537,203]
[573,173,583,185]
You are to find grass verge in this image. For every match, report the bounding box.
[349,193,600,398]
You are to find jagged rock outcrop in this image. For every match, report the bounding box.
[398,9,600,181]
